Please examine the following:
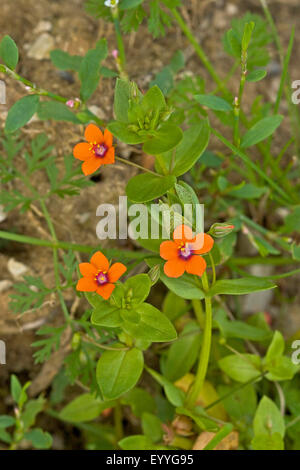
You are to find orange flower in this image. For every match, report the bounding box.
[76,251,126,300]
[160,224,214,278]
[73,124,115,176]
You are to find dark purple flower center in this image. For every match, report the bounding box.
[178,243,193,260]
[93,143,108,158]
[95,271,108,286]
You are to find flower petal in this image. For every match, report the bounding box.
[163,258,186,278]
[108,262,127,283]
[79,262,97,277]
[102,147,115,165]
[76,277,97,292]
[185,255,207,276]
[97,283,115,300]
[73,142,93,161]
[81,157,102,176]
[103,129,113,147]
[90,251,109,271]
[192,233,214,254]
[85,124,103,143]
[160,241,178,260]
[173,224,194,244]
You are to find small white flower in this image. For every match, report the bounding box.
[104,0,119,7]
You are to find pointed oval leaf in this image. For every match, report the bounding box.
[97,347,144,399]
[241,115,283,148]
[126,173,176,203]
[5,95,39,133]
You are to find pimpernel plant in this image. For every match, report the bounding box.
[0,0,300,452]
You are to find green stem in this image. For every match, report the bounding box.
[233,69,246,148]
[185,272,212,408]
[39,200,70,322]
[1,65,105,126]
[170,8,228,96]
[210,127,293,205]
[191,299,205,328]
[260,0,300,155]
[114,400,123,444]
[115,155,161,176]
[112,8,126,75]
[0,230,150,260]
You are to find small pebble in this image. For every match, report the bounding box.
[0,280,13,293]
[34,20,52,34]
[27,33,55,60]
[0,205,7,223]
[8,258,29,279]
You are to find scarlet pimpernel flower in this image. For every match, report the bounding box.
[76,251,126,300]
[160,224,214,278]
[73,124,115,176]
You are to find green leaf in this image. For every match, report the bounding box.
[108,120,145,144]
[242,21,255,52]
[0,429,12,444]
[246,69,267,82]
[145,367,185,407]
[251,432,284,450]
[114,79,132,122]
[0,415,15,429]
[218,384,257,421]
[22,397,46,430]
[50,49,82,71]
[0,35,19,69]
[123,274,151,307]
[122,387,156,418]
[280,206,300,233]
[85,291,105,309]
[210,277,276,296]
[5,95,40,133]
[241,115,283,148]
[10,375,22,404]
[140,85,166,115]
[162,291,187,321]
[195,94,232,112]
[292,243,300,261]
[143,124,183,155]
[266,356,299,381]
[170,120,210,176]
[164,322,201,381]
[228,183,267,199]
[37,101,81,124]
[126,173,176,203]
[97,347,144,399]
[123,303,177,342]
[79,39,107,101]
[253,396,285,437]
[218,354,262,383]
[119,0,144,10]
[161,271,205,300]
[60,393,114,422]
[119,434,167,450]
[214,309,271,342]
[91,303,123,327]
[24,428,52,449]
[142,412,163,443]
[265,331,284,363]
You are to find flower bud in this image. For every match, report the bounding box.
[72,332,81,351]
[148,265,160,285]
[208,222,235,238]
